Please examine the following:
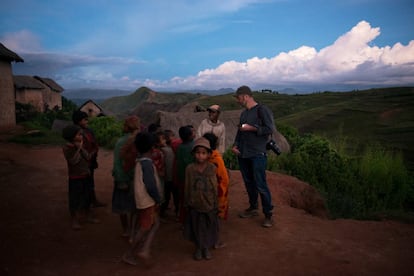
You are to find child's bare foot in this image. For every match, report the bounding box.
[214,241,226,249]
[137,252,154,268]
[87,217,101,224]
[72,221,83,230]
[122,253,137,266]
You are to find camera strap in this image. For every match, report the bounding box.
[256,104,273,141]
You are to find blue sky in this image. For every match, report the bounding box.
[1,0,414,92]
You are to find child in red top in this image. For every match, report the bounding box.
[62,124,100,230]
[151,131,166,179]
[72,110,106,207]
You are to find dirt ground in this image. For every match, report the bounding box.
[0,133,413,275]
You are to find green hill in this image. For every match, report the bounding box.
[100,87,205,115]
[198,87,414,171]
[98,86,413,170]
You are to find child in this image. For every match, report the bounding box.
[176,125,195,222]
[203,132,229,249]
[123,132,163,267]
[72,110,106,207]
[158,130,176,218]
[112,116,140,239]
[183,137,219,261]
[163,129,181,217]
[151,131,166,181]
[62,124,99,230]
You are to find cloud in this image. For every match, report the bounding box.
[1,30,42,52]
[157,21,414,91]
[4,20,414,91]
[66,0,269,55]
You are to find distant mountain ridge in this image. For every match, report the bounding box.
[62,87,237,101]
[62,88,132,99]
[99,86,207,123]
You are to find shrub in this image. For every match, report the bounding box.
[269,130,413,219]
[223,147,239,170]
[357,146,411,215]
[88,116,123,149]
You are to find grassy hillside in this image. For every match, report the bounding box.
[97,86,413,170]
[198,87,414,171]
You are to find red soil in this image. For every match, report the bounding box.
[0,137,413,276]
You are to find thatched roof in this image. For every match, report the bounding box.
[0,43,24,62]
[79,99,106,116]
[34,76,64,92]
[13,75,45,90]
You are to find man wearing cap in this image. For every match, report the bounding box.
[232,85,275,228]
[197,104,226,154]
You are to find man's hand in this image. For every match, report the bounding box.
[239,123,257,132]
[232,146,240,155]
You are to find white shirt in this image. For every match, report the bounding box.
[197,118,226,154]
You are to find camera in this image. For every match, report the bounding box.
[266,139,282,155]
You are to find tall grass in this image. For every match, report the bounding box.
[224,124,414,220]
[357,147,410,215]
[279,130,413,219]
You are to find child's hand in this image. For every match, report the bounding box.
[75,139,83,149]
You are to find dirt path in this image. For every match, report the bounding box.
[0,141,413,276]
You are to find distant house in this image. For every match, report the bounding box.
[14,75,64,112]
[34,76,64,110]
[79,99,105,117]
[0,43,24,129]
[14,75,46,112]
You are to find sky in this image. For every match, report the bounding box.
[1,0,414,93]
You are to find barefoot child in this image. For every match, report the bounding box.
[112,116,140,239]
[203,132,229,249]
[183,137,219,260]
[62,124,99,230]
[123,132,163,267]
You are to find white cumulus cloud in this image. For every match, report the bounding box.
[158,20,414,91]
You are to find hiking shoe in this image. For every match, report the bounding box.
[262,217,273,228]
[202,248,212,260]
[193,249,202,261]
[239,207,259,218]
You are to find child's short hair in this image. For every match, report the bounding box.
[62,124,81,141]
[72,110,88,124]
[147,123,161,133]
[134,132,156,154]
[202,132,218,150]
[154,131,165,144]
[178,125,193,142]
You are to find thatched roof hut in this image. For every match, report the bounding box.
[14,75,63,112]
[79,99,106,118]
[34,76,64,93]
[0,43,24,129]
[0,43,24,62]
